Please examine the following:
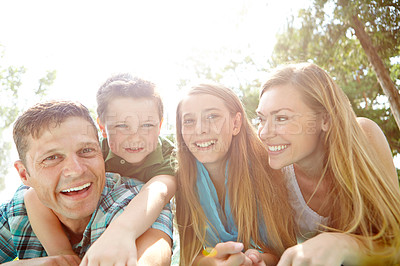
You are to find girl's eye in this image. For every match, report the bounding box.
[207,114,219,120]
[115,124,128,128]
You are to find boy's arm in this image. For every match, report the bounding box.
[136,228,172,266]
[24,188,75,256]
[81,174,176,265]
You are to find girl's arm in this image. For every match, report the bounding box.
[24,188,75,256]
[80,174,176,265]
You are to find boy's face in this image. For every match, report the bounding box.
[102,97,161,165]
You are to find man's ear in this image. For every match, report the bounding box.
[14,160,31,187]
[232,112,242,136]
[159,117,164,132]
[321,113,330,132]
[97,117,107,138]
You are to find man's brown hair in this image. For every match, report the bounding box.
[13,100,98,164]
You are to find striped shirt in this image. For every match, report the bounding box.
[0,172,173,263]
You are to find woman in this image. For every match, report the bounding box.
[256,62,400,265]
[174,83,296,265]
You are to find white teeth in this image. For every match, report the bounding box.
[62,183,90,193]
[196,140,216,148]
[268,145,288,152]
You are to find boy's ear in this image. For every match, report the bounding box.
[14,160,31,187]
[97,117,107,138]
[232,112,242,136]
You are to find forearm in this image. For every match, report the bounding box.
[136,228,172,266]
[24,189,74,256]
[109,175,176,239]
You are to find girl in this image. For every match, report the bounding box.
[256,62,400,265]
[175,83,296,265]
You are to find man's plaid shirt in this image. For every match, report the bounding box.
[0,172,173,263]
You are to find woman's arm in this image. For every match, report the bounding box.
[277,232,364,266]
[24,188,75,256]
[80,174,176,265]
[357,117,398,186]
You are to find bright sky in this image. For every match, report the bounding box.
[0,0,313,201]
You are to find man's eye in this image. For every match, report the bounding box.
[44,155,59,161]
[141,123,155,128]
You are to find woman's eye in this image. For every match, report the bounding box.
[255,116,265,125]
[275,115,289,122]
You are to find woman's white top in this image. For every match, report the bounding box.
[283,164,329,243]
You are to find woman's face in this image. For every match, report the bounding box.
[180,93,240,170]
[256,84,328,170]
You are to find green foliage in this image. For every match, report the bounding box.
[270,0,400,155]
[0,45,56,191]
[177,49,265,122]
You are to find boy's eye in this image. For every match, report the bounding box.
[183,119,195,126]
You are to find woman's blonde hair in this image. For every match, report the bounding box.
[260,62,400,263]
[175,83,296,265]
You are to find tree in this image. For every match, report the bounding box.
[270,0,400,155]
[177,49,265,122]
[0,45,56,191]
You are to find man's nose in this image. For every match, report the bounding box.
[62,155,86,177]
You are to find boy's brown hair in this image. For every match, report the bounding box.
[96,73,163,122]
[13,100,98,164]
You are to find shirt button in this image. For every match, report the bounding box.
[120,159,126,164]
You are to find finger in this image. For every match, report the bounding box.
[277,248,294,266]
[245,249,262,264]
[214,242,244,258]
[224,252,247,266]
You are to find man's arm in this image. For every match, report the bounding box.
[2,255,80,266]
[136,228,172,266]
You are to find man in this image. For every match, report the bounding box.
[0,100,172,265]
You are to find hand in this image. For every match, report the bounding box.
[198,241,253,266]
[80,224,137,266]
[245,249,266,266]
[3,255,81,266]
[277,232,361,266]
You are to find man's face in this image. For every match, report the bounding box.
[16,117,105,224]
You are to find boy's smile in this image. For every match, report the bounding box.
[101,97,161,165]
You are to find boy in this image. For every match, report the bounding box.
[24,74,176,264]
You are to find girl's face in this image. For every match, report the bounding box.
[256,84,328,170]
[180,94,241,170]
